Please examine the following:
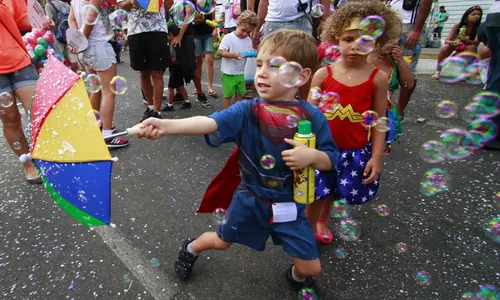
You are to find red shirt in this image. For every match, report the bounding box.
[321,66,379,150]
[0,0,31,74]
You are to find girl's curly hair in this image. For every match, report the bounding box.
[321,0,402,48]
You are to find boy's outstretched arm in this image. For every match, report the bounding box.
[139,117,218,140]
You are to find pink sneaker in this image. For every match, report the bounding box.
[105,136,129,148]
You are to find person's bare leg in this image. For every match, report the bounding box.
[435,44,456,71]
[168,88,175,105]
[397,79,417,116]
[206,53,215,93]
[293,257,321,279]
[0,98,38,179]
[178,86,188,100]
[190,232,232,253]
[479,46,491,60]
[194,56,204,93]
[151,70,164,112]
[316,196,334,237]
[14,85,35,114]
[140,70,154,106]
[96,64,117,131]
[223,97,232,109]
[305,200,325,237]
[234,93,243,103]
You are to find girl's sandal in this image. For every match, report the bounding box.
[25,171,43,184]
[208,89,218,97]
[315,220,334,245]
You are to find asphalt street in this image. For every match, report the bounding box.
[1,52,499,300]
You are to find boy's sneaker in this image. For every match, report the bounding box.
[142,99,148,105]
[175,238,198,281]
[150,111,162,119]
[140,108,152,122]
[180,101,192,109]
[286,265,323,300]
[161,104,174,112]
[197,93,212,107]
[105,136,129,148]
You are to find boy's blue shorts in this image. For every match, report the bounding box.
[216,185,318,260]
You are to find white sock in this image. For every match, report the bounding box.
[186,242,199,256]
[167,103,173,107]
[292,266,305,282]
[102,129,113,137]
[148,105,154,110]
[185,100,191,103]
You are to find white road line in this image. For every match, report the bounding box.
[162,75,223,88]
[94,226,178,300]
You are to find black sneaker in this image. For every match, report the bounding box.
[140,108,152,122]
[175,238,198,281]
[150,111,162,119]
[286,265,323,300]
[197,93,212,107]
[162,95,167,101]
[180,101,192,109]
[161,104,175,112]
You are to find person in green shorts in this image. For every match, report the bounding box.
[216,11,257,109]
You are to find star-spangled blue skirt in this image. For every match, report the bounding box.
[315,144,380,205]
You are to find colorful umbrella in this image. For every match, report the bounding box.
[137,0,164,13]
[28,57,112,227]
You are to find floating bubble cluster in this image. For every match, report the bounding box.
[111,9,129,30]
[213,208,228,225]
[395,242,408,253]
[260,154,276,170]
[170,1,196,25]
[311,3,325,18]
[336,219,361,241]
[0,92,14,108]
[278,62,303,88]
[354,36,376,55]
[485,217,500,244]
[415,270,432,287]
[376,204,390,216]
[297,287,317,300]
[332,199,351,219]
[360,15,385,38]
[286,115,299,128]
[323,45,342,65]
[84,74,102,93]
[81,4,99,25]
[436,100,458,118]
[196,0,216,14]
[361,110,379,128]
[334,248,346,259]
[110,76,128,95]
[420,168,451,196]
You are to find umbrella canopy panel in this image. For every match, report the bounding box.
[137,0,163,12]
[35,160,112,225]
[30,57,80,150]
[31,79,111,162]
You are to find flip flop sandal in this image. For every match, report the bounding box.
[25,171,43,184]
[315,220,334,245]
[208,90,218,97]
[192,89,199,95]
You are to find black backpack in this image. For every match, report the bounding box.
[49,2,70,44]
[402,0,420,11]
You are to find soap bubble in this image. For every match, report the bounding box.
[285,115,299,128]
[12,141,22,151]
[332,199,351,219]
[415,270,432,287]
[297,288,318,300]
[0,92,14,108]
[477,284,499,300]
[440,128,473,160]
[420,168,451,196]
[311,4,324,18]
[324,45,341,65]
[334,248,346,259]
[472,91,500,118]
[260,154,276,170]
[336,219,361,241]
[123,274,130,283]
[82,4,99,26]
[196,0,216,14]
[361,110,379,128]
[318,92,340,113]
[440,56,466,83]
[112,9,129,30]
[461,292,475,299]
[278,62,303,88]
[466,119,498,143]
[464,62,484,85]
[84,74,102,93]
[170,1,196,25]
[269,56,287,69]
[354,35,376,55]
[151,258,160,267]
[309,87,323,105]
[86,110,101,127]
[375,117,393,132]
[360,15,385,38]
[395,242,408,253]
[436,100,458,118]
[376,204,390,216]
[485,217,500,244]
[110,76,128,95]
[461,102,490,122]
[419,140,446,163]
[495,192,500,207]
[213,208,228,225]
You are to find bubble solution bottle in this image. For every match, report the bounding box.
[293,120,316,204]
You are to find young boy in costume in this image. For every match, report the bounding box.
[139,29,339,297]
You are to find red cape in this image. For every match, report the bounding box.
[196,148,241,213]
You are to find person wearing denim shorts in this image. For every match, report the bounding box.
[191,11,217,105]
[69,0,128,148]
[0,0,43,183]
